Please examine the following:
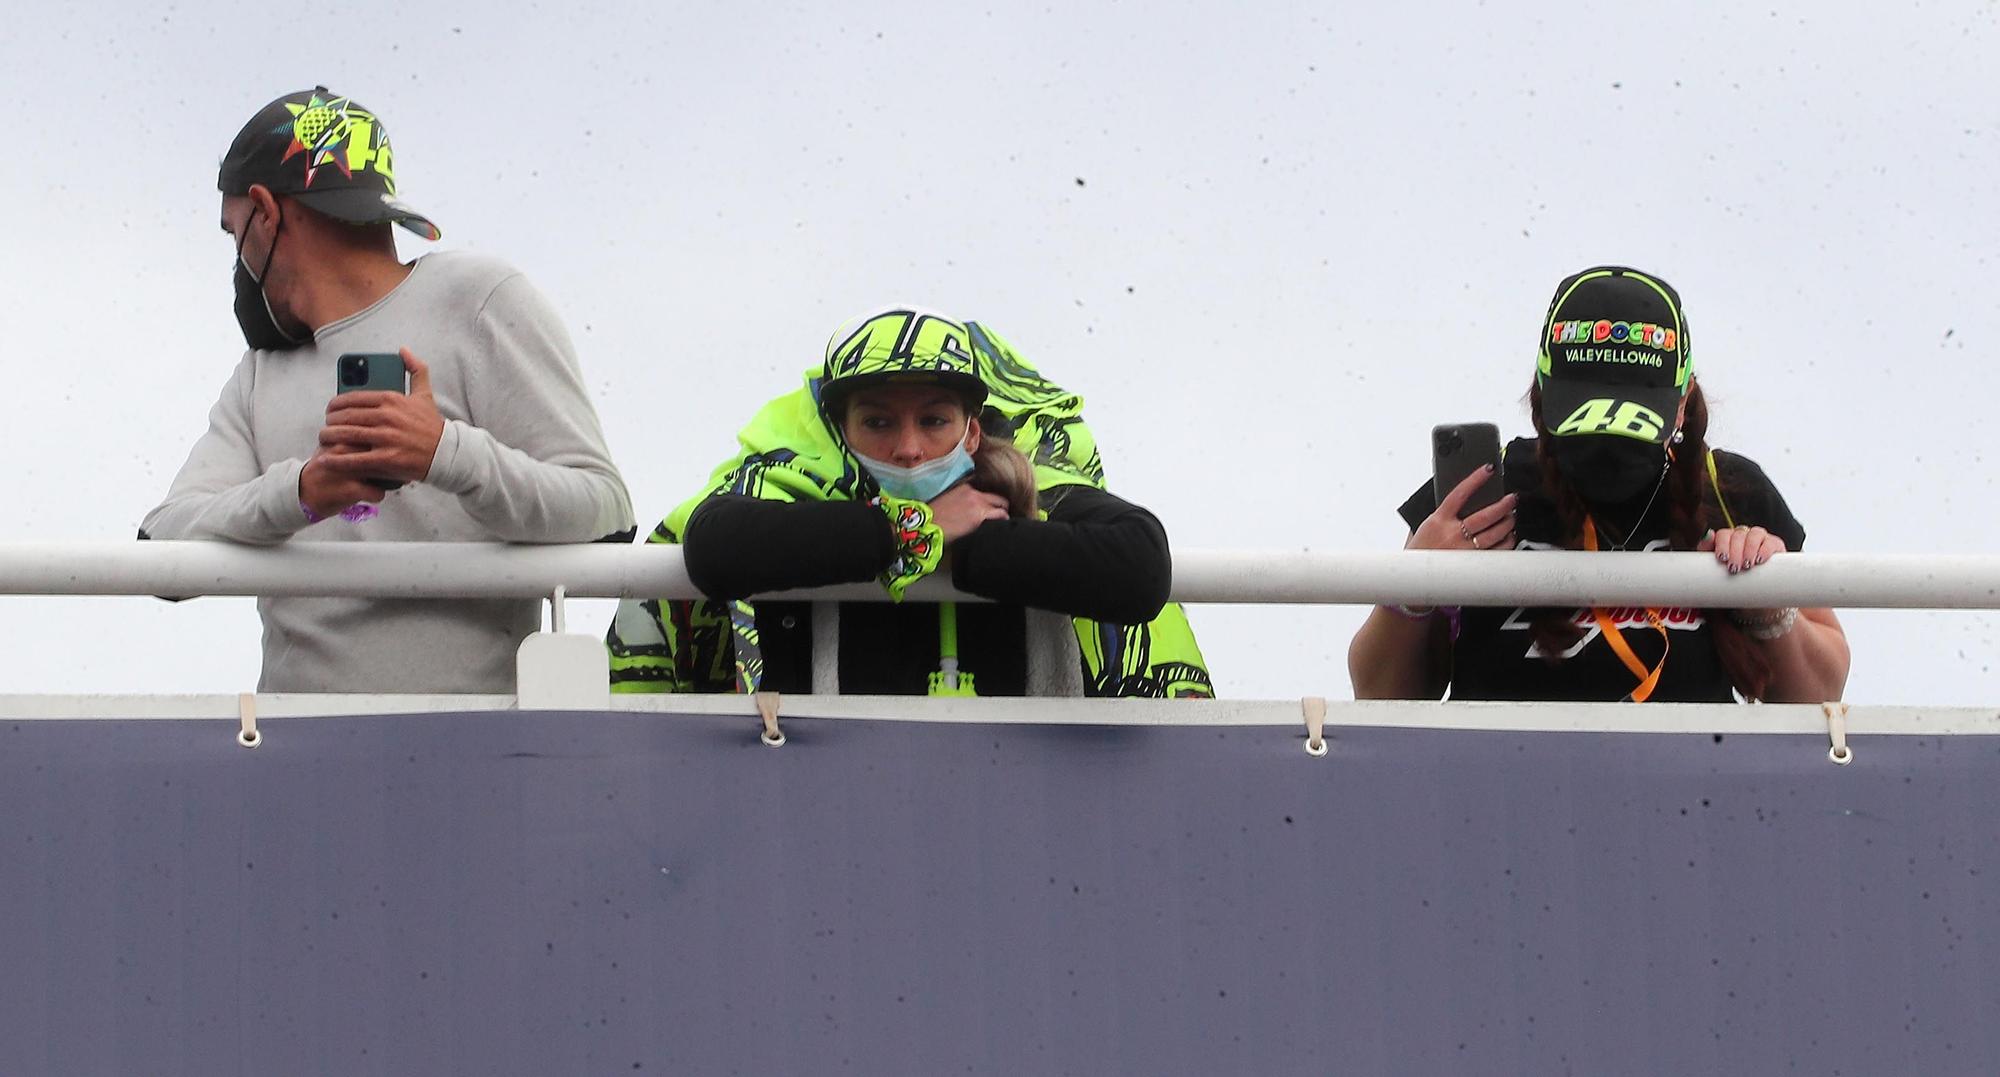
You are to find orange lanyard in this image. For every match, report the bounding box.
[1582,517,1670,703]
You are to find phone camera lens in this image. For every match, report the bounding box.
[339,357,365,387]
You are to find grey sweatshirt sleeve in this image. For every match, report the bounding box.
[421,273,634,542]
[140,353,312,545]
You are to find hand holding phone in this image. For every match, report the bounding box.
[331,353,410,489]
[335,351,409,395]
[1407,422,1516,554]
[1431,422,1504,517]
[315,348,444,494]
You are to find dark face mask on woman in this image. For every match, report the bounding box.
[1550,433,1670,507]
[232,207,304,351]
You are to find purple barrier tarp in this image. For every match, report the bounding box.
[0,711,1994,1076]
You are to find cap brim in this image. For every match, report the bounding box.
[1540,378,1682,444]
[291,186,441,241]
[821,370,989,411]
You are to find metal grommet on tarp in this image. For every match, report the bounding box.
[755,691,785,748]
[237,692,261,749]
[1823,701,1853,765]
[1302,696,1328,757]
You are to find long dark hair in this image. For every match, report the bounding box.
[969,408,1040,518]
[1525,380,1772,700]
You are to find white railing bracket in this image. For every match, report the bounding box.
[514,584,612,710]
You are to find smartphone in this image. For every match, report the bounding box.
[1431,422,1504,517]
[336,352,408,395]
[334,353,408,490]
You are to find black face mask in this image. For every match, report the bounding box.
[232,208,304,351]
[1550,434,1669,507]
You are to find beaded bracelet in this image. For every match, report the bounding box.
[1387,603,1464,640]
[1730,606,1799,641]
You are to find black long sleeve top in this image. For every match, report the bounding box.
[683,485,1172,624]
[680,485,1174,695]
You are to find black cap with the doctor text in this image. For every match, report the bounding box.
[1536,266,1691,445]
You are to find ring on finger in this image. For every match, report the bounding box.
[1472,534,1482,550]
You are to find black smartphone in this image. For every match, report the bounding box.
[1431,422,1504,517]
[335,352,408,490]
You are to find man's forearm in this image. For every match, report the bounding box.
[423,420,632,543]
[141,458,312,546]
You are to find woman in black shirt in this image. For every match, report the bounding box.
[1348,266,1850,703]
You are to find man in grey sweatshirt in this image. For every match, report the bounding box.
[143,88,633,694]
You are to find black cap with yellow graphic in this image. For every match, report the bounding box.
[1536,266,1692,445]
[217,87,441,241]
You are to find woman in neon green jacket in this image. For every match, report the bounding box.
[608,306,1214,698]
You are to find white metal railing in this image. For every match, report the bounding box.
[2,541,1991,749]
[5,540,2000,608]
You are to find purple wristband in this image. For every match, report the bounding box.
[301,500,378,524]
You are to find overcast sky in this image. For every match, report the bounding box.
[5,1,1996,703]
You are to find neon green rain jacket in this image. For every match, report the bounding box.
[606,321,1213,698]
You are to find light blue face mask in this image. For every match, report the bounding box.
[856,427,976,502]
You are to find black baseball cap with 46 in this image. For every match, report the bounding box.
[217,87,441,241]
[1536,266,1692,445]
